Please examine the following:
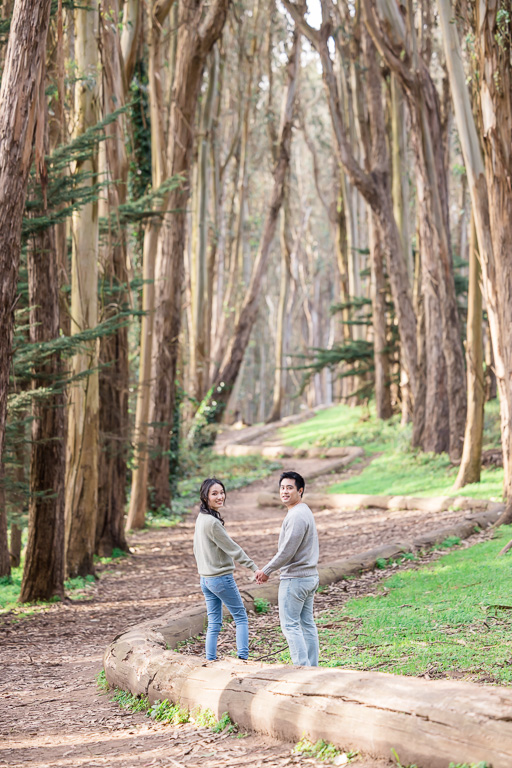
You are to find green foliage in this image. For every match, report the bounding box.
[448,762,490,768]
[292,340,374,399]
[391,748,417,768]
[254,598,270,614]
[94,548,128,565]
[293,736,353,762]
[438,536,461,549]
[192,708,236,732]
[279,402,503,500]
[96,669,109,692]
[148,699,190,724]
[187,383,228,449]
[111,688,150,713]
[64,574,96,591]
[495,7,511,48]
[316,526,512,683]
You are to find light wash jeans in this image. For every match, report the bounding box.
[200,573,249,660]
[279,575,319,666]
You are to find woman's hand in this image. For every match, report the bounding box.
[254,570,269,583]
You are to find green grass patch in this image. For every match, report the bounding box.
[254,597,270,614]
[94,548,129,565]
[293,735,354,762]
[98,673,239,733]
[0,562,97,616]
[316,526,512,683]
[279,401,503,500]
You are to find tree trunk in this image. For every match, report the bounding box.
[65,0,100,578]
[20,221,66,602]
[283,1,418,412]
[436,0,512,520]
[0,0,52,485]
[453,214,484,489]
[190,52,217,403]
[96,0,129,556]
[126,0,174,531]
[147,0,230,509]
[370,216,392,419]
[0,463,9,578]
[120,0,141,83]
[390,75,413,423]
[363,0,466,459]
[267,174,292,423]
[199,32,300,424]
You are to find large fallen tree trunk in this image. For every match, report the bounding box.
[105,510,504,767]
[105,624,512,768]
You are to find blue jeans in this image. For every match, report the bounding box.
[279,575,319,666]
[200,574,249,660]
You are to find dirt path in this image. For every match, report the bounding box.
[0,459,476,768]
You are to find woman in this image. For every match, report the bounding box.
[193,477,257,661]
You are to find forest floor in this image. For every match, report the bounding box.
[0,454,483,768]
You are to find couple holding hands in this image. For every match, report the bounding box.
[193,471,319,667]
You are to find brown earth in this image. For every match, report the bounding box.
[0,457,481,768]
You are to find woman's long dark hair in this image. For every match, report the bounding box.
[199,478,226,525]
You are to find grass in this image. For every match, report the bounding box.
[315,525,512,683]
[0,561,97,615]
[254,597,270,614]
[279,400,503,500]
[292,735,354,763]
[98,673,239,733]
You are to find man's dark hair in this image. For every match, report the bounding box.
[279,470,305,497]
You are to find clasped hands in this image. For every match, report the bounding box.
[254,569,268,584]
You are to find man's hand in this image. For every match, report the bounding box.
[255,570,268,584]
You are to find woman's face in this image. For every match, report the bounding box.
[208,483,225,511]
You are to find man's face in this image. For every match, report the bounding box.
[279,477,302,508]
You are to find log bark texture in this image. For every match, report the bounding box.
[20,221,66,603]
[0,0,53,575]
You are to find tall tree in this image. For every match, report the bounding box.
[126,0,172,531]
[0,0,53,577]
[201,30,300,423]
[283,0,419,417]
[453,214,484,489]
[64,0,100,577]
[437,0,512,520]
[96,0,130,556]
[362,0,467,458]
[147,0,230,510]
[20,220,66,602]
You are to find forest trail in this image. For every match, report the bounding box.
[1,455,474,768]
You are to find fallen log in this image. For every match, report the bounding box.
[104,633,512,768]
[104,506,503,768]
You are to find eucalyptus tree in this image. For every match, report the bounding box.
[283,0,418,418]
[141,0,231,513]
[64,0,100,577]
[362,0,467,459]
[437,0,512,519]
[0,0,53,577]
[198,30,301,426]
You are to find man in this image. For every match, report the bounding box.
[255,470,319,666]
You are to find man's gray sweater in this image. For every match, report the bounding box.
[261,501,319,579]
